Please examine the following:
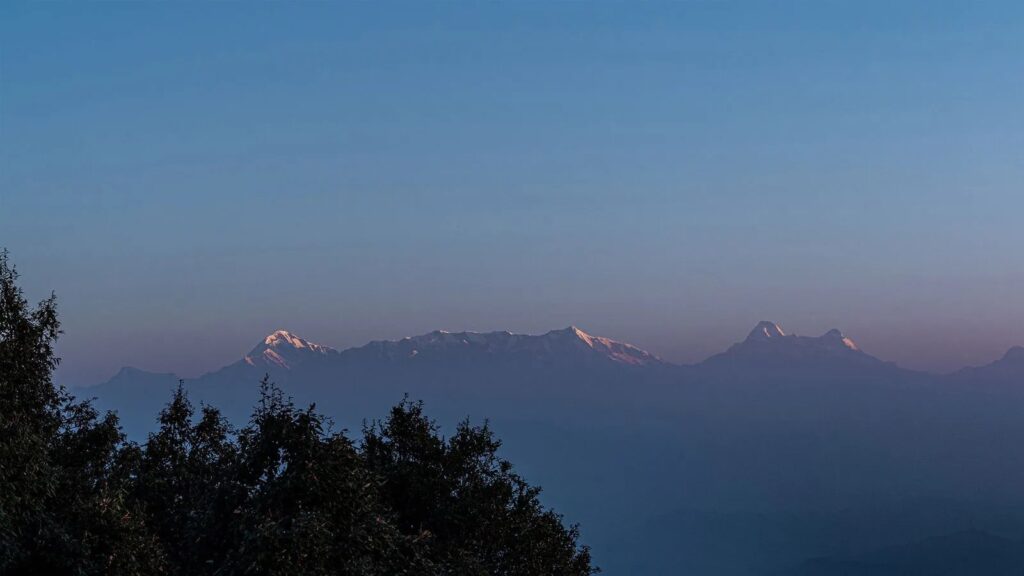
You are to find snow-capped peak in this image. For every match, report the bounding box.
[245,330,336,369]
[701,321,878,369]
[822,328,860,351]
[546,325,595,342]
[742,322,859,351]
[546,326,662,366]
[356,326,663,367]
[264,330,310,348]
[746,321,787,341]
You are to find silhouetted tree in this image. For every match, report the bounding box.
[363,399,596,575]
[218,379,430,576]
[0,249,63,567]
[0,250,163,574]
[130,385,237,575]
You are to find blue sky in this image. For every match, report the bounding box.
[2,1,1023,383]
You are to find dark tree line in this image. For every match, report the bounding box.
[0,252,596,575]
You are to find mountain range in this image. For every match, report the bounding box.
[82,322,1024,576]
[93,320,1023,392]
[241,325,668,372]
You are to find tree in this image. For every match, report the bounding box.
[362,399,596,575]
[219,379,430,576]
[0,250,164,575]
[0,249,63,566]
[130,385,236,575]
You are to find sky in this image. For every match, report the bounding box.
[2,1,1023,385]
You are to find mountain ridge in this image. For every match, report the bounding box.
[87,322,1024,386]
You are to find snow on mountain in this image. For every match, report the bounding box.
[343,326,665,367]
[105,322,906,386]
[746,320,788,341]
[698,321,882,373]
[742,321,861,353]
[215,326,666,374]
[560,326,662,366]
[95,323,944,392]
[243,329,338,369]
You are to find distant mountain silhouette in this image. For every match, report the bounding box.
[81,322,1024,576]
[946,346,1024,387]
[99,365,179,393]
[704,321,872,365]
[692,321,917,386]
[89,321,973,393]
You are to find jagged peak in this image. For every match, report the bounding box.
[246,330,336,369]
[545,325,609,346]
[548,325,661,365]
[746,321,786,341]
[546,325,592,339]
[569,325,596,346]
[258,329,334,351]
[822,328,859,351]
[263,329,310,348]
[727,321,869,362]
[742,322,860,351]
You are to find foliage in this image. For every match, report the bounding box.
[0,251,596,575]
[364,400,594,575]
[0,250,165,574]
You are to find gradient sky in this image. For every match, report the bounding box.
[2,1,1023,385]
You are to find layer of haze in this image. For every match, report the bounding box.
[1,1,1022,385]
